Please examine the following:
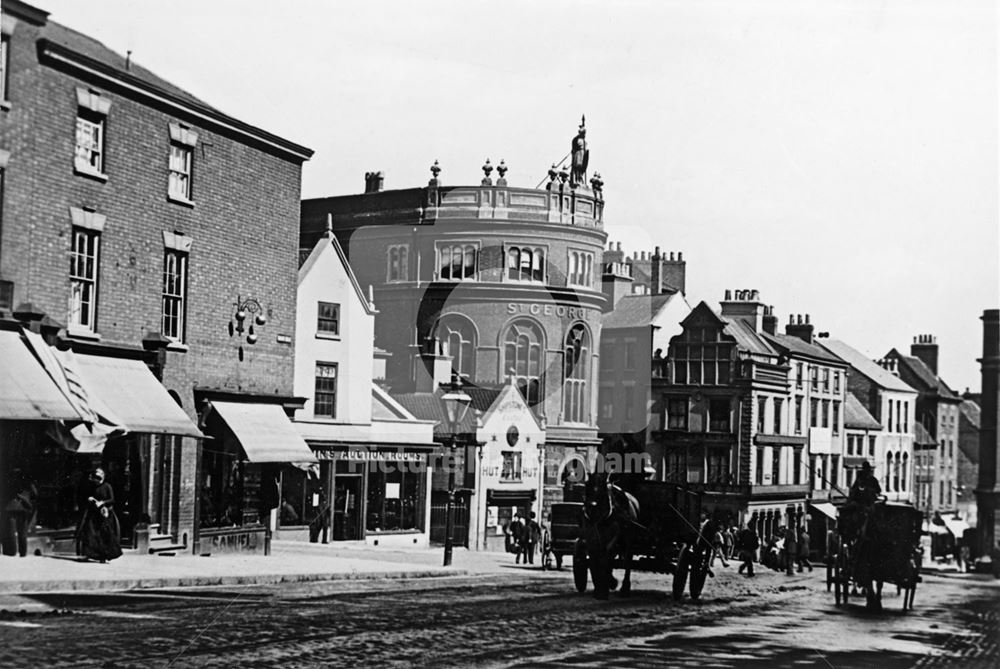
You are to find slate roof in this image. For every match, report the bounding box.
[393,387,501,438]
[817,339,917,394]
[763,332,844,364]
[602,292,679,330]
[913,422,936,447]
[844,392,882,431]
[40,17,219,111]
[890,352,959,399]
[720,317,777,357]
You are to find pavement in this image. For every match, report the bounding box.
[0,540,528,595]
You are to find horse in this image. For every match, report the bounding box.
[581,470,641,600]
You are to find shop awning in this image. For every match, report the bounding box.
[941,516,971,538]
[922,521,948,535]
[0,329,82,420]
[809,502,838,520]
[73,354,202,437]
[210,401,317,464]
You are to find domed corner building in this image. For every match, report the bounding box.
[300,132,608,527]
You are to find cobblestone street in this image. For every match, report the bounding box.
[0,564,995,668]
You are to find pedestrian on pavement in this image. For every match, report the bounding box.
[75,468,123,563]
[722,526,734,560]
[710,525,729,568]
[507,513,524,563]
[736,523,759,577]
[784,526,798,576]
[796,526,813,572]
[523,511,542,565]
[2,471,36,557]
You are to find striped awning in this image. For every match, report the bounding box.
[0,329,82,421]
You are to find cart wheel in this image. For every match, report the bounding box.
[672,548,690,601]
[555,554,563,570]
[573,541,588,593]
[689,554,709,601]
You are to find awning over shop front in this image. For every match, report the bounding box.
[809,502,838,521]
[210,401,316,464]
[922,521,948,535]
[0,329,82,420]
[941,516,971,538]
[73,354,202,438]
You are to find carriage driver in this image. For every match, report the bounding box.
[848,461,881,507]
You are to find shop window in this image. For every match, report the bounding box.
[162,249,188,342]
[435,315,476,383]
[199,447,243,528]
[366,461,423,532]
[314,363,338,418]
[279,466,324,528]
[317,301,340,336]
[563,324,590,424]
[503,319,543,408]
[501,451,523,481]
[667,398,688,430]
[387,244,408,282]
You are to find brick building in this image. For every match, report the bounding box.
[300,137,607,526]
[0,1,312,554]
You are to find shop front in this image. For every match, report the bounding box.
[196,398,317,555]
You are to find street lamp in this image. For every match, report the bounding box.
[441,373,472,567]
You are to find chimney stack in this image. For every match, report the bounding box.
[911,334,939,375]
[786,313,815,344]
[720,288,765,332]
[762,305,778,335]
[364,171,384,193]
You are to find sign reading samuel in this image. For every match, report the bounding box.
[506,302,597,320]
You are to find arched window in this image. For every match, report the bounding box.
[438,243,478,280]
[891,452,900,492]
[503,320,544,407]
[507,246,545,282]
[563,324,589,423]
[435,316,476,382]
[885,452,892,491]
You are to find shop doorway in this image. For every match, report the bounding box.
[430,491,469,546]
[332,476,363,541]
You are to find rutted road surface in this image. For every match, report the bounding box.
[0,565,995,668]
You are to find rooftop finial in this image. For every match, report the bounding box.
[325,213,333,236]
[496,159,508,185]
[570,116,589,186]
[482,158,493,185]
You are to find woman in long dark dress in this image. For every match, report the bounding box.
[76,468,122,562]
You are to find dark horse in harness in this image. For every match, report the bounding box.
[582,471,642,600]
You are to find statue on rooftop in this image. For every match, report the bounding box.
[570,115,589,186]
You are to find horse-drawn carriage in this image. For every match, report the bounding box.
[568,472,715,601]
[828,501,923,611]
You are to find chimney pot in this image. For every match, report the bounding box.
[678,252,683,260]
[725,289,732,300]
[654,246,661,257]
[617,242,622,251]
[805,314,810,324]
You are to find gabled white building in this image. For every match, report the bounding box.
[283,226,437,547]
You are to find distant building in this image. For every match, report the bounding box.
[957,398,980,522]
[883,336,964,515]
[301,136,608,522]
[817,339,917,504]
[0,0,313,555]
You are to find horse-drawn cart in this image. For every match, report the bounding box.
[571,474,713,601]
[544,502,584,570]
[829,501,923,611]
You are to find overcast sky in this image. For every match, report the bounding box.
[35,0,998,392]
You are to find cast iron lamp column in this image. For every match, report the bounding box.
[441,374,472,567]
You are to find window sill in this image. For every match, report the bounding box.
[73,165,108,183]
[66,326,101,341]
[315,332,341,341]
[167,193,195,208]
[166,342,189,353]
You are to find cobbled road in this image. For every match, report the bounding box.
[0,566,996,668]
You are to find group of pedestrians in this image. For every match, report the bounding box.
[506,511,543,565]
[699,519,816,578]
[2,467,122,563]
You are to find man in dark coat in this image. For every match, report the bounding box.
[796,526,813,572]
[508,514,525,563]
[523,512,542,565]
[736,523,759,577]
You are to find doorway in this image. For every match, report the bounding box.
[332,476,363,541]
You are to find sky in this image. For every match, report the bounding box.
[34,0,999,392]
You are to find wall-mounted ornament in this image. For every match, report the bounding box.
[229,295,268,359]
